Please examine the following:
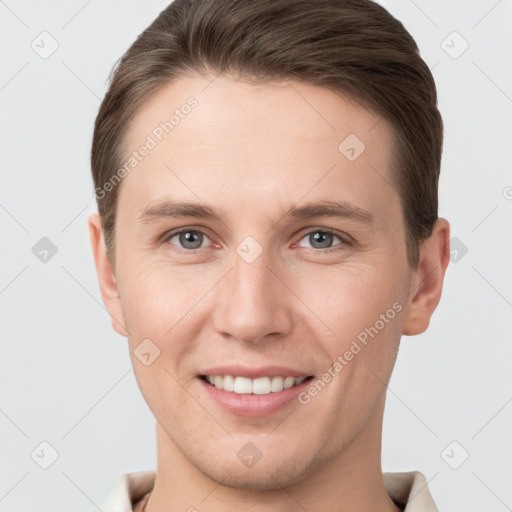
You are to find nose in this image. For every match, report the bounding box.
[212,244,294,345]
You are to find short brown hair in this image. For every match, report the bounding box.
[91,0,443,269]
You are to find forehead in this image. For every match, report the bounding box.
[118,74,398,221]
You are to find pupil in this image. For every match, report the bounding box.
[181,231,202,249]
[312,231,332,248]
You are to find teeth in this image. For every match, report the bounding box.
[203,375,308,394]
[233,376,252,394]
[283,376,295,389]
[223,374,234,392]
[270,376,283,392]
[252,377,270,395]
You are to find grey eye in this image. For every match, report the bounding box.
[169,230,208,250]
[299,230,342,250]
[309,231,334,249]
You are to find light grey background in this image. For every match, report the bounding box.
[1,1,511,511]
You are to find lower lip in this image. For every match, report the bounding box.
[198,377,313,417]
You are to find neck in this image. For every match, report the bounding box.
[145,399,400,512]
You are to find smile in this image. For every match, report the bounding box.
[201,375,311,395]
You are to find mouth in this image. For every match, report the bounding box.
[196,366,316,416]
[199,374,314,395]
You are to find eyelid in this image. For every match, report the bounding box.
[162,226,214,251]
[293,226,353,252]
[161,226,354,252]
[295,226,353,244]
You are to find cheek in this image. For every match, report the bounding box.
[120,253,404,337]
[130,357,192,433]
[294,261,403,345]
[299,265,404,427]
[119,260,201,336]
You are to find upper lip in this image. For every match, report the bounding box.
[199,365,312,379]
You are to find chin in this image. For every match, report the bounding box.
[206,466,304,491]
[196,452,314,491]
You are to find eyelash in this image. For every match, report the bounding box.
[161,227,352,254]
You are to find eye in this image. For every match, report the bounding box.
[165,228,211,251]
[162,227,351,254]
[296,228,350,252]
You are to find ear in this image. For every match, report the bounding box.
[87,213,129,337]
[401,218,450,336]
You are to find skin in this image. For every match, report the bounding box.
[88,74,450,511]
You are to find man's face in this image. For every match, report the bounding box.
[107,75,415,488]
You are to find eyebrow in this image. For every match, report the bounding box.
[136,199,374,226]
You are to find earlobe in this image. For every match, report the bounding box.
[87,213,129,338]
[401,218,451,336]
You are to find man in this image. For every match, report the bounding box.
[88,0,450,510]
